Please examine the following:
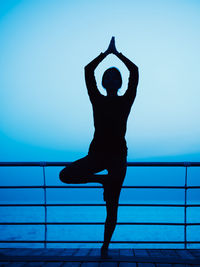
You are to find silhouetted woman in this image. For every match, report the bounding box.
[59,37,139,257]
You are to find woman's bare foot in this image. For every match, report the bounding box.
[101,244,112,259]
[101,246,112,258]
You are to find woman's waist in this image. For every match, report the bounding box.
[93,131,126,140]
[89,137,127,153]
[92,135,126,145]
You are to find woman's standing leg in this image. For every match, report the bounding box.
[101,155,127,257]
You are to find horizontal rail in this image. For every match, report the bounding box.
[0,185,200,189]
[0,240,199,244]
[0,161,200,167]
[0,204,192,207]
[0,222,200,225]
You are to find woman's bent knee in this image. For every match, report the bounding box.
[59,168,72,183]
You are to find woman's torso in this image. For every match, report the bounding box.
[88,95,132,156]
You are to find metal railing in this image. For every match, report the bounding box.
[0,161,200,249]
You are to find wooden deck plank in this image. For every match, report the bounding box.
[138,263,155,267]
[109,249,120,257]
[0,248,77,257]
[134,249,149,257]
[60,249,78,256]
[119,249,134,256]
[39,248,62,256]
[81,262,100,267]
[58,249,77,256]
[160,250,178,257]
[40,248,74,256]
[119,262,137,267]
[147,249,163,257]
[31,248,59,256]
[87,248,100,257]
[189,249,200,259]
[3,263,29,267]
[155,264,172,267]
[175,250,195,259]
[44,262,64,267]
[73,249,91,256]
[51,248,77,256]
[99,262,118,267]
[0,263,6,267]
[23,262,46,266]
[9,264,23,267]
[0,248,37,256]
[171,265,192,267]
[62,262,81,267]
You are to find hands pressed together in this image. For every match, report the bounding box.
[104,36,120,56]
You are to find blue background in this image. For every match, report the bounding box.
[1,0,200,162]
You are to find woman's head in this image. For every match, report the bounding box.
[102,67,122,95]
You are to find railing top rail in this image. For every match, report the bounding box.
[0,161,200,167]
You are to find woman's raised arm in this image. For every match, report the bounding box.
[116,52,139,101]
[109,36,139,101]
[85,48,110,101]
[84,38,117,101]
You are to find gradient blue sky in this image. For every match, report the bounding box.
[1,0,200,161]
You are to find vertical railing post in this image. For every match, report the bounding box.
[41,162,47,249]
[184,164,188,249]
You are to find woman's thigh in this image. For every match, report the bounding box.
[104,156,127,202]
[59,154,106,181]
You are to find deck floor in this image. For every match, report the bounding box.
[0,248,200,266]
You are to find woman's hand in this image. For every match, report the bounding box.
[104,37,119,55]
